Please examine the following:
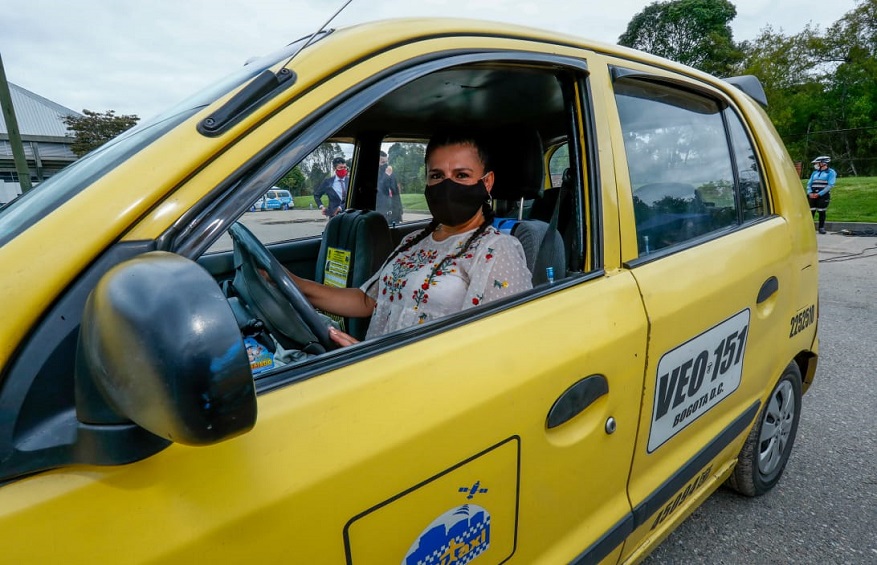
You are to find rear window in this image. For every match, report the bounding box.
[613,76,768,255]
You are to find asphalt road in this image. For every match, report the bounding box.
[644,232,877,564]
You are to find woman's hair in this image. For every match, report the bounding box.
[380,130,496,271]
[425,130,492,173]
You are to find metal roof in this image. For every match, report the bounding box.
[0,83,80,139]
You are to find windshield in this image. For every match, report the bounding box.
[0,32,331,247]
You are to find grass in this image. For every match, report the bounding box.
[801,176,877,223]
[291,193,429,212]
[400,193,428,212]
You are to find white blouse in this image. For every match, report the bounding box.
[361,225,532,339]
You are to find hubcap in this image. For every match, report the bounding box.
[757,380,795,476]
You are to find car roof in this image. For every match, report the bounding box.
[292,18,734,142]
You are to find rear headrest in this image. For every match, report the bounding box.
[485,127,544,201]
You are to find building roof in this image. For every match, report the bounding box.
[0,83,80,140]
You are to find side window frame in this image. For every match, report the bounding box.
[174,52,597,385]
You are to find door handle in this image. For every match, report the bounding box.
[757,276,779,304]
[547,375,608,429]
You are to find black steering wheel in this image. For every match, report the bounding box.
[228,222,335,353]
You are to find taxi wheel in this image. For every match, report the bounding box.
[728,361,802,497]
[281,203,289,210]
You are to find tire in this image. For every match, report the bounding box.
[727,361,802,496]
[281,203,289,210]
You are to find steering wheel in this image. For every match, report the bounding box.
[228,222,335,353]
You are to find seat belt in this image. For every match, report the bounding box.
[534,184,565,279]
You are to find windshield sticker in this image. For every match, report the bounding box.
[648,309,750,452]
[403,504,490,565]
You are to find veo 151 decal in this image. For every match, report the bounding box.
[648,309,750,452]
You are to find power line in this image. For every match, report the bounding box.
[785,125,877,139]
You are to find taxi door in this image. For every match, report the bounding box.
[603,66,796,559]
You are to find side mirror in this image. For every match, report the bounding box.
[77,251,256,446]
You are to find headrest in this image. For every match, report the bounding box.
[485,127,544,201]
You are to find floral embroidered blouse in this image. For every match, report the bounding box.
[360,225,532,339]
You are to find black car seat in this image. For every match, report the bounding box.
[530,167,578,270]
[314,209,394,340]
[486,128,566,285]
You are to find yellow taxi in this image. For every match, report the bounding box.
[0,18,819,564]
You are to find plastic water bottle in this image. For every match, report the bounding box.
[545,266,555,284]
[644,235,650,254]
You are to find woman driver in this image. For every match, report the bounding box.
[292,131,533,346]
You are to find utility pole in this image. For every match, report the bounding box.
[0,52,33,193]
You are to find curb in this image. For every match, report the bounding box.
[817,221,877,236]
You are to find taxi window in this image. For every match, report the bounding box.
[207,141,355,252]
[376,139,427,226]
[614,78,744,255]
[726,109,768,220]
[548,143,570,188]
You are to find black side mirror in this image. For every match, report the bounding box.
[77,251,256,446]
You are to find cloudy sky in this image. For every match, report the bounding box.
[1,0,860,121]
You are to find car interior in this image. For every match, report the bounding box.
[195,60,594,374]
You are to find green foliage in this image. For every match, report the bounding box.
[61,109,139,157]
[300,142,345,195]
[277,166,306,195]
[736,1,877,176]
[618,0,743,76]
[618,1,876,175]
[387,142,426,195]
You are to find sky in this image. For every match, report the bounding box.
[1,0,862,121]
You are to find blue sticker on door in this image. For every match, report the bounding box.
[403,504,490,565]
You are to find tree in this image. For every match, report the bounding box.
[277,166,307,195]
[303,142,344,177]
[618,0,742,76]
[818,0,877,175]
[387,142,425,195]
[61,109,139,157]
[301,142,345,194]
[737,1,877,175]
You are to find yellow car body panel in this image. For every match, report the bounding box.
[0,17,818,564]
[1,274,647,563]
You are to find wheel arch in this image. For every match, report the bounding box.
[794,350,818,394]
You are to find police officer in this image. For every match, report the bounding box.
[806,156,836,234]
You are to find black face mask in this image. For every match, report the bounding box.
[425,178,488,227]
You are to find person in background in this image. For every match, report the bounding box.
[807,155,836,234]
[292,131,532,346]
[389,164,404,222]
[376,151,403,223]
[314,157,348,218]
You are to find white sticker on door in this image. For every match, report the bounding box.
[648,309,750,452]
